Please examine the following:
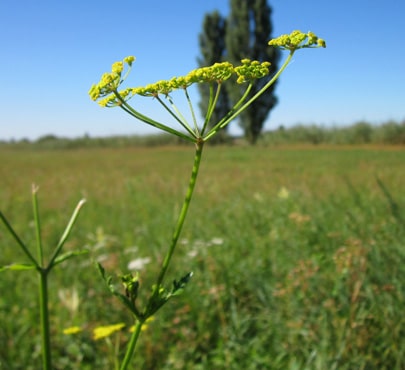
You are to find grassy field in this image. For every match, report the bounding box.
[1,145,404,369]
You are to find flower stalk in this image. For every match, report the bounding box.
[120,321,143,370]
[155,139,204,290]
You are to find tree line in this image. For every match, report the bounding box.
[261,120,405,146]
[2,121,404,149]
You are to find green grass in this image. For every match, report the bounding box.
[1,145,404,369]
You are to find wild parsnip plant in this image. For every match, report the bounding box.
[1,31,325,369]
[88,30,325,368]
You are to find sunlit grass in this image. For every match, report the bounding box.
[1,145,404,369]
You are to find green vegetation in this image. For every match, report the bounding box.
[1,145,404,369]
[2,30,327,369]
[262,120,405,146]
[2,27,403,368]
[1,120,404,149]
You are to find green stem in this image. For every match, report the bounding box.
[114,91,195,143]
[118,140,204,369]
[154,139,204,290]
[120,320,144,370]
[47,199,86,269]
[201,83,221,135]
[0,211,38,267]
[32,184,44,265]
[38,269,52,370]
[204,83,253,141]
[184,88,199,136]
[157,95,196,138]
[32,186,52,369]
[114,335,121,370]
[118,141,204,369]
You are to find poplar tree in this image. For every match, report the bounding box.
[197,11,231,143]
[198,0,279,144]
[226,0,279,144]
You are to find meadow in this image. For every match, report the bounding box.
[1,144,404,369]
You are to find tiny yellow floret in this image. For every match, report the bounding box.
[123,56,135,65]
[112,61,124,74]
[129,316,155,333]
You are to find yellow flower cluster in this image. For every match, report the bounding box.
[62,326,82,335]
[234,59,271,84]
[116,62,234,103]
[89,31,326,108]
[93,323,126,340]
[62,319,155,340]
[186,62,234,84]
[268,30,326,51]
[88,56,135,104]
[89,58,272,108]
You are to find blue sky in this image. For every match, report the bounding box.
[1,0,404,140]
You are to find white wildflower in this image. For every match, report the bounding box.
[127,257,151,271]
[210,237,224,245]
[58,288,80,314]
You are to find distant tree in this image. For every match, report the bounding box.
[198,0,280,144]
[225,0,280,144]
[197,11,231,143]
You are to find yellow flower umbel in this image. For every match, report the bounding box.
[268,30,326,51]
[88,56,135,107]
[88,56,276,143]
[89,30,325,144]
[93,323,126,341]
[62,326,82,335]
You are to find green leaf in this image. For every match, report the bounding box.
[0,263,37,272]
[96,261,106,279]
[95,262,142,318]
[171,271,193,296]
[52,250,89,267]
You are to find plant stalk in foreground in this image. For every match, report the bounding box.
[0,188,86,370]
[120,140,204,368]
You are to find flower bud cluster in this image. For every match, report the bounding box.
[268,30,326,51]
[88,56,136,104]
[234,59,271,84]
